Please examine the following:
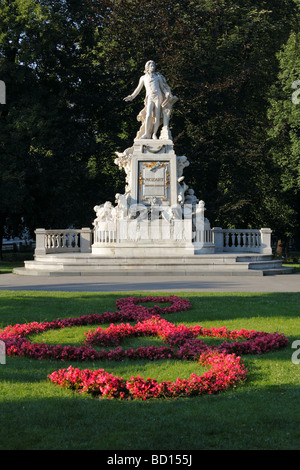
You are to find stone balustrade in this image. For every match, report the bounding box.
[212,227,272,254]
[34,228,92,255]
[34,226,272,255]
[93,222,117,244]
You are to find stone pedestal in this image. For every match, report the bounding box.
[92,135,214,255]
[130,139,177,207]
[92,60,214,256]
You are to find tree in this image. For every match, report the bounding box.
[0,0,122,254]
[267,13,300,251]
[88,0,297,234]
[0,0,298,256]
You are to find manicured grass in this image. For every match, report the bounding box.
[283,263,300,272]
[0,290,299,450]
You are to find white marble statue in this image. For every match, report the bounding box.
[114,147,133,196]
[185,188,199,205]
[195,200,206,229]
[115,193,128,219]
[93,202,116,227]
[176,156,190,178]
[124,60,178,140]
[177,176,189,204]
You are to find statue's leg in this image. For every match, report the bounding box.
[141,101,154,139]
[162,107,170,128]
[152,105,161,139]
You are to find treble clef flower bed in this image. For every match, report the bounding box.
[0,295,289,400]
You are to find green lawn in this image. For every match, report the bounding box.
[0,290,299,450]
[0,252,34,273]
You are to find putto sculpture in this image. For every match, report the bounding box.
[124,60,178,140]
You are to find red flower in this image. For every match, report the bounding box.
[0,295,288,401]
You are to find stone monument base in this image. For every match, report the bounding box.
[91,243,196,257]
[14,252,294,277]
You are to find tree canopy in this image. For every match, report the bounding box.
[267,26,300,246]
[0,0,299,252]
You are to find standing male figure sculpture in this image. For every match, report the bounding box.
[124,60,177,140]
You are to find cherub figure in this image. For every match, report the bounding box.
[124,60,177,140]
[93,202,116,226]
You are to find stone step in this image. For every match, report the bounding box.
[258,267,296,276]
[31,253,274,266]
[23,259,273,271]
[236,255,274,262]
[13,267,264,276]
[13,266,295,277]
[248,260,283,270]
[13,252,295,277]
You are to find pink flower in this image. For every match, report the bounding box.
[0,295,288,401]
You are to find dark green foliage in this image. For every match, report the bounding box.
[267,24,300,243]
[0,0,299,251]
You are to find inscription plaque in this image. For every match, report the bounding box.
[138,161,170,204]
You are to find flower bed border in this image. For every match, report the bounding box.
[0,295,289,400]
[48,351,247,400]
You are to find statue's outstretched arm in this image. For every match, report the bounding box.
[124,76,144,102]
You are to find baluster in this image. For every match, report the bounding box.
[225,232,229,247]
[242,232,246,247]
[250,232,253,248]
